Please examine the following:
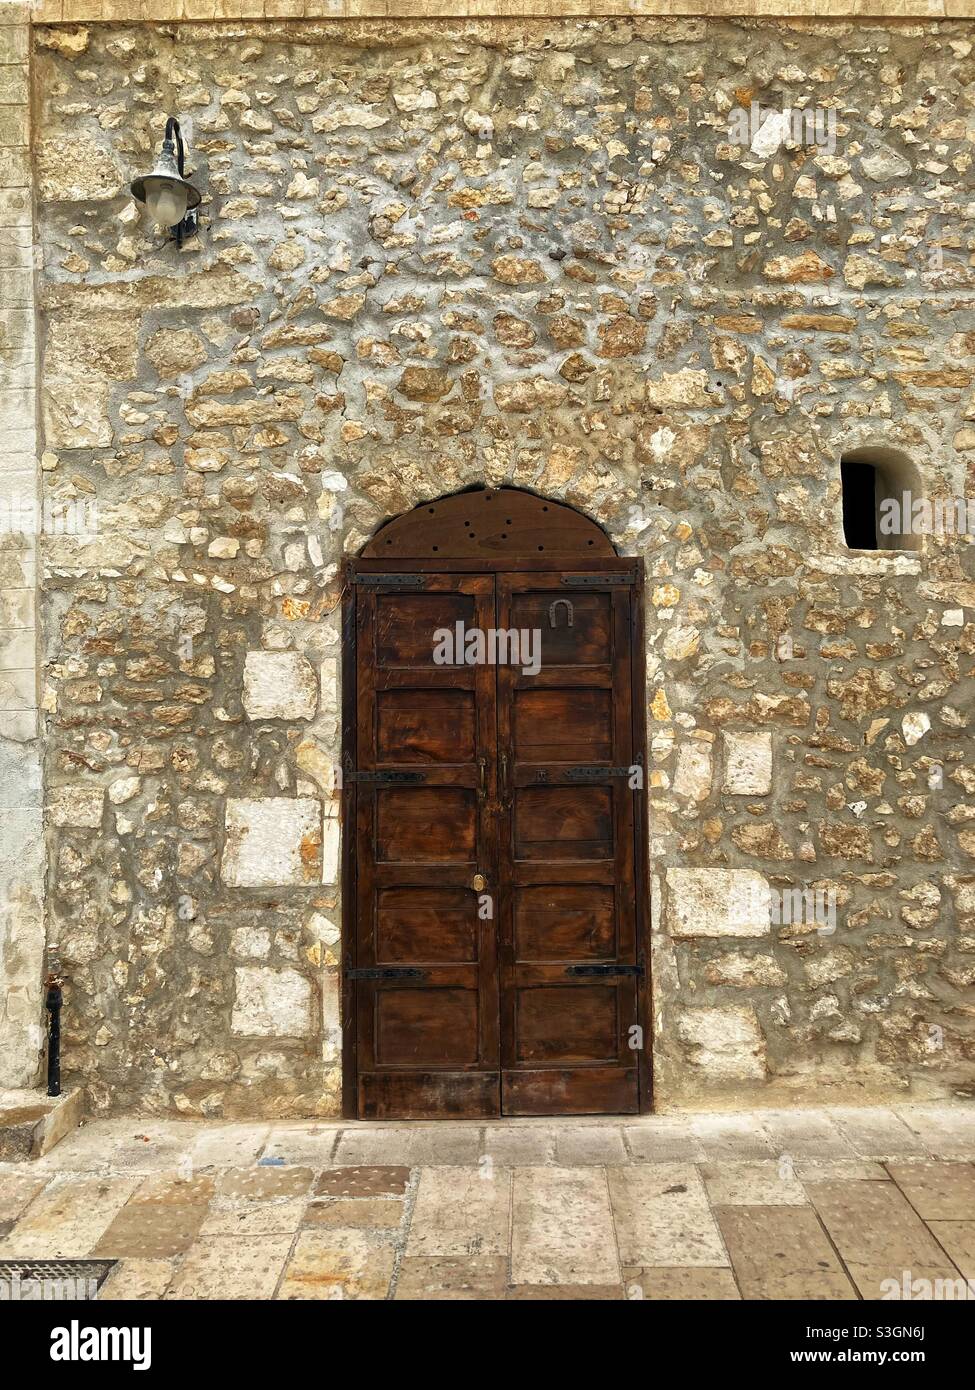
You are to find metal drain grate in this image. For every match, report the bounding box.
[0,1259,116,1298]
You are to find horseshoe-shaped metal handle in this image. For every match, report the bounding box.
[549,598,574,628]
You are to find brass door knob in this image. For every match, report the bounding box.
[471,873,487,892]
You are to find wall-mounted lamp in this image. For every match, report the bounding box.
[130,116,201,247]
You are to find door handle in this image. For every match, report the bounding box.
[471,872,487,893]
[478,756,486,800]
[500,752,508,803]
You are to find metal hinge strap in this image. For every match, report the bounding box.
[566,765,636,782]
[353,573,427,589]
[347,967,427,981]
[565,964,644,977]
[349,770,425,785]
[560,575,634,587]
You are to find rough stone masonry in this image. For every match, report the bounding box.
[6,11,975,1117]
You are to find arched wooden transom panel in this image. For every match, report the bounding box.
[361,486,616,560]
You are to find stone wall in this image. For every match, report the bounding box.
[30,13,975,1116]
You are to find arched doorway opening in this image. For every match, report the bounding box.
[341,487,650,1118]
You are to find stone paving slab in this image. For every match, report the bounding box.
[624,1266,740,1300]
[395,1254,508,1301]
[165,1235,293,1301]
[313,1166,410,1198]
[886,1161,975,1220]
[690,1114,774,1161]
[715,1206,858,1300]
[896,1105,975,1159]
[97,1258,178,1301]
[277,1229,397,1301]
[304,1197,405,1230]
[0,1173,141,1258]
[609,1164,729,1268]
[701,1161,808,1207]
[202,1198,310,1237]
[406,1166,510,1258]
[926,1222,975,1280]
[756,1109,854,1161]
[0,1106,972,1300]
[830,1108,930,1160]
[511,1167,619,1286]
[805,1178,964,1299]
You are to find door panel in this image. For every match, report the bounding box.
[513,885,616,961]
[354,574,500,1119]
[350,565,645,1119]
[513,687,613,761]
[375,786,477,862]
[496,573,641,1116]
[376,886,477,963]
[376,688,477,763]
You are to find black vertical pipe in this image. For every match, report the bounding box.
[45,977,62,1098]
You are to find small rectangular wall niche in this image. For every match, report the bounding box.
[840,447,923,552]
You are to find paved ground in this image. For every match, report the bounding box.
[1,1104,974,1300]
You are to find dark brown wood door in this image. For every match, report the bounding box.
[353,574,500,1119]
[351,568,644,1119]
[497,574,640,1115]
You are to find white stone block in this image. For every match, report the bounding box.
[48,785,104,828]
[42,380,112,449]
[723,731,773,795]
[232,966,312,1037]
[242,650,318,721]
[322,804,340,885]
[902,711,930,746]
[222,797,321,887]
[666,866,771,938]
[673,741,712,801]
[677,1006,767,1079]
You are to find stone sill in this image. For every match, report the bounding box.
[17,0,975,29]
[812,551,923,576]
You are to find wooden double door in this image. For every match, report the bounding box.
[346,566,648,1119]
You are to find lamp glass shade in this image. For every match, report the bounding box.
[144,176,189,229]
[130,136,201,231]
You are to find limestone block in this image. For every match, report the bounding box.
[322,969,341,1063]
[232,966,312,1038]
[902,712,931,746]
[644,369,712,409]
[222,797,322,887]
[242,651,318,721]
[703,952,787,988]
[723,732,773,794]
[322,804,340,885]
[36,133,124,203]
[667,867,771,938]
[45,313,139,384]
[43,379,112,449]
[677,1006,767,1080]
[47,785,104,828]
[673,741,712,801]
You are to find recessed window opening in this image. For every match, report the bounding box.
[840,447,922,553]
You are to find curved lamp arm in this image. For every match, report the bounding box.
[164,115,186,176]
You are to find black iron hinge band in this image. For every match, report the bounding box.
[560,575,635,587]
[349,770,425,785]
[565,765,637,782]
[347,967,427,981]
[565,964,644,977]
[352,573,427,589]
